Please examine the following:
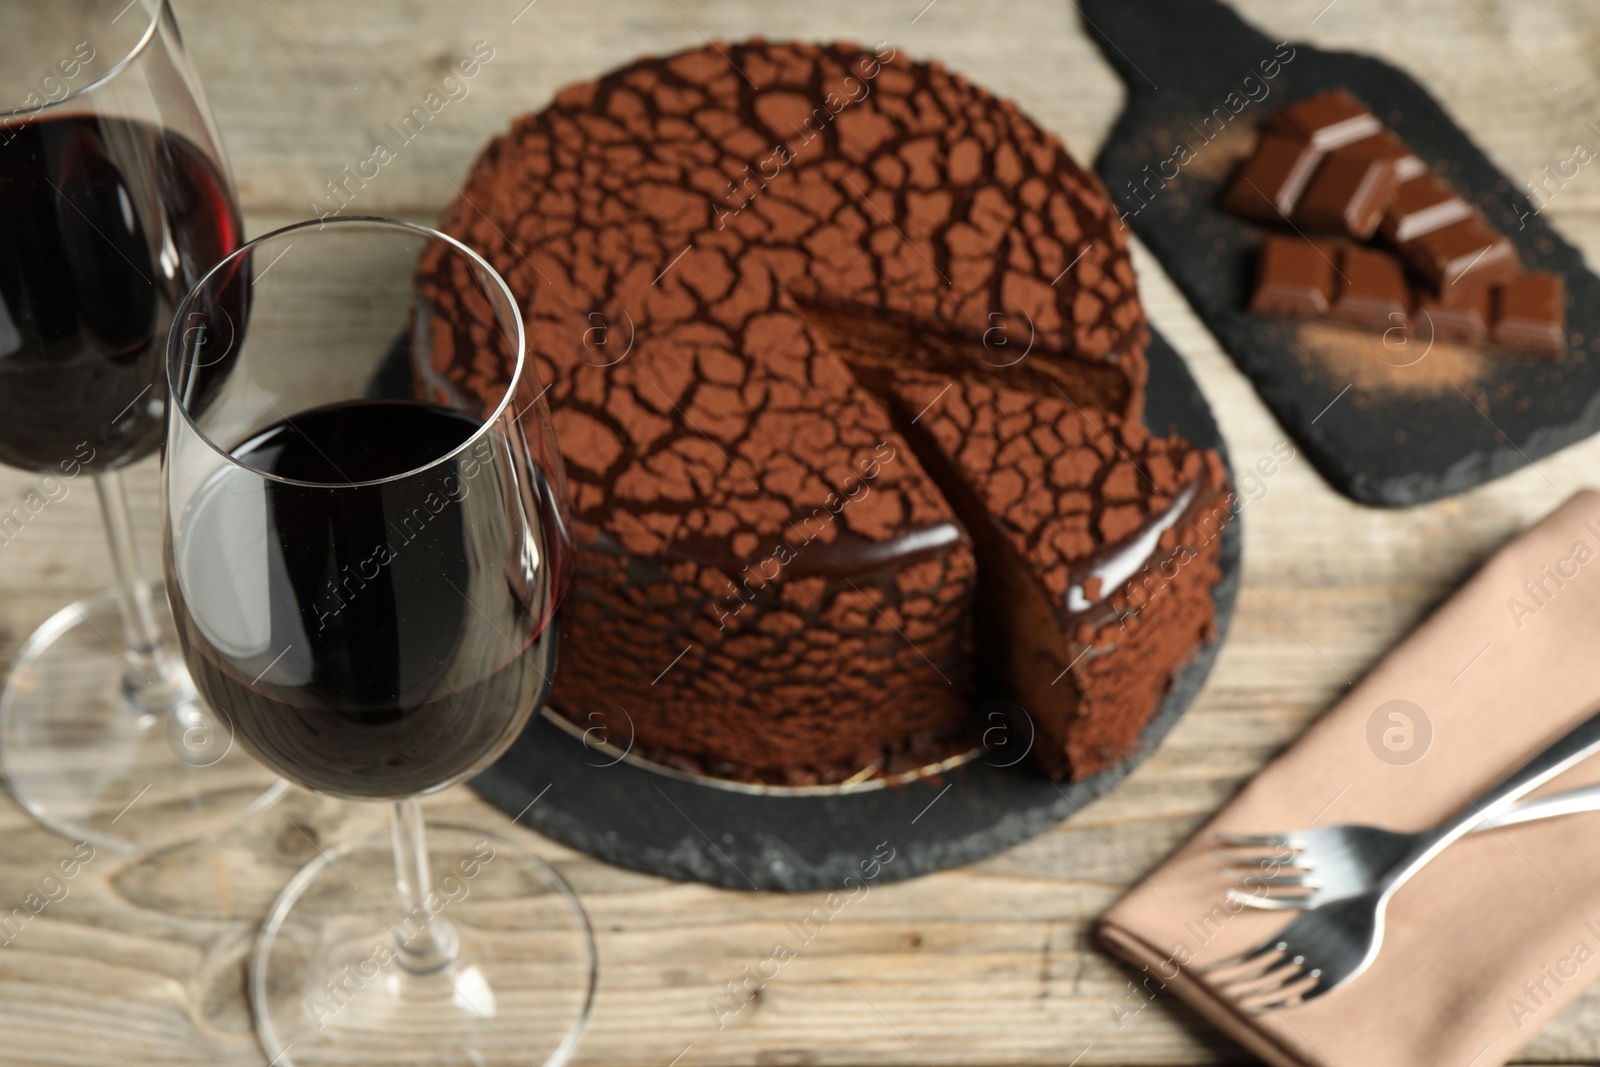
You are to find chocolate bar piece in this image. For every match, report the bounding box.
[1222,134,1322,221]
[1402,214,1519,289]
[1293,150,1401,239]
[1250,235,1336,317]
[1344,129,1427,181]
[1233,87,1558,362]
[1492,272,1566,356]
[1380,172,1471,243]
[1330,246,1408,329]
[1416,284,1491,345]
[1263,90,1382,151]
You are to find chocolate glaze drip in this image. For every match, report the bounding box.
[1065,480,1199,616]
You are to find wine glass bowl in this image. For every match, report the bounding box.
[0,0,242,474]
[164,217,593,1067]
[166,220,570,801]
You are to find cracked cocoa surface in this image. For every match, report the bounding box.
[416,40,1213,784]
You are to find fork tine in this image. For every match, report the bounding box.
[1213,953,1296,998]
[1204,942,1284,985]
[1208,831,1297,848]
[1225,888,1314,910]
[1210,847,1306,867]
[1238,969,1321,1013]
[1220,868,1317,888]
[1220,960,1296,996]
[1238,932,1304,967]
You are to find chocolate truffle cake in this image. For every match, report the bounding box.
[880,371,1228,778]
[417,40,1227,782]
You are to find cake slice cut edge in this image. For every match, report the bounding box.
[787,286,1148,423]
[877,368,1233,781]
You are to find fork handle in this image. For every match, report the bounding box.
[1380,703,1600,897]
[1479,783,1600,829]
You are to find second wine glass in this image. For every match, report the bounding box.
[164,217,594,1067]
[0,0,286,851]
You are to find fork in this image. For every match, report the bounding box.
[1205,705,1600,1010]
[1215,782,1600,911]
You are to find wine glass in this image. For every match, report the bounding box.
[164,217,596,1067]
[0,0,286,850]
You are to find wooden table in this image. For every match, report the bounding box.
[3,0,1599,1063]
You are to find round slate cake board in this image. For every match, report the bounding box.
[468,328,1241,891]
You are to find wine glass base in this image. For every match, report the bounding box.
[253,823,597,1067]
[0,582,287,852]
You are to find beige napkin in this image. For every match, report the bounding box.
[1099,489,1600,1067]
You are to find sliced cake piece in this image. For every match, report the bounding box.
[881,371,1231,780]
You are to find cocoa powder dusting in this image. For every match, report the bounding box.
[1296,320,1491,394]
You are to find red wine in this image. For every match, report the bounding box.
[0,114,240,473]
[170,399,564,799]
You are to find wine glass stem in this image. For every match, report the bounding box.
[95,470,185,713]
[390,797,461,974]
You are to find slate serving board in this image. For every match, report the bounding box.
[469,328,1241,892]
[1083,0,1600,507]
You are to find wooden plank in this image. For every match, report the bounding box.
[2,0,1599,1062]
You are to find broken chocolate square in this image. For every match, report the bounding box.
[1330,246,1409,330]
[1251,235,1336,317]
[1381,171,1472,243]
[1344,129,1427,181]
[1416,283,1491,345]
[1402,214,1519,289]
[1222,134,1323,221]
[1263,89,1382,151]
[1492,272,1566,356]
[1293,150,1401,239]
